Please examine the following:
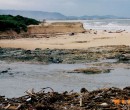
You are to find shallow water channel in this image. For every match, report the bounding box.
[0,60,130,98]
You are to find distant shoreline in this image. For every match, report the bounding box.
[0,9,130,20]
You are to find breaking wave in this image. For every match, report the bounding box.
[83,19,130,31]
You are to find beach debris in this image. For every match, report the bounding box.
[80,88,88,93]
[25,88,36,97]
[100,102,109,107]
[80,93,83,107]
[1,87,130,110]
[108,30,125,33]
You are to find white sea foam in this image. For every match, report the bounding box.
[83,19,130,31]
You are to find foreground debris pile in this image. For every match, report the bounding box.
[1,87,130,110]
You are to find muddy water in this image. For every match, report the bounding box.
[0,60,130,98]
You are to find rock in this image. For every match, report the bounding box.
[118,54,130,61]
[69,32,75,36]
[1,45,130,64]
[24,50,31,54]
[1,70,8,73]
[72,67,110,74]
[51,58,63,63]
[35,48,42,50]
[0,48,4,54]
[94,31,97,34]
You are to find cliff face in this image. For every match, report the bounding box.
[27,22,85,34]
[0,22,85,39]
[0,31,19,39]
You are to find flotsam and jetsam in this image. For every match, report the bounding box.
[1,87,130,110]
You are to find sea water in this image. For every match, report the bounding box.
[1,61,130,98]
[83,19,130,31]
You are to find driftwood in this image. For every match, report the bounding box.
[1,87,130,110]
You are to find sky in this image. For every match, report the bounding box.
[0,0,130,17]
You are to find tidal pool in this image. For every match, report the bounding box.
[0,60,130,98]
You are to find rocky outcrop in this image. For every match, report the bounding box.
[72,67,111,74]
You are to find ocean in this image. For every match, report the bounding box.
[83,19,130,31]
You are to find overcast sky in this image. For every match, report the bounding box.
[0,0,130,17]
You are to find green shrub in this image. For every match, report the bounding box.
[0,15,40,33]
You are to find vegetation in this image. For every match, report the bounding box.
[0,15,40,33]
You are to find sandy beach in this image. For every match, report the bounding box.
[0,30,130,50]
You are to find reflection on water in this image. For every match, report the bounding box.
[0,61,130,98]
